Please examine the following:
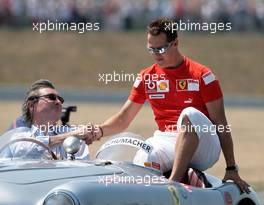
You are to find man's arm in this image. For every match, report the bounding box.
[206,98,235,167]
[50,100,142,146]
[206,98,250,193]
[49,129,89,147]
[85,100,143,144]
[101,100,143,136]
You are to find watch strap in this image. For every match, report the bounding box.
[226,165,239,171]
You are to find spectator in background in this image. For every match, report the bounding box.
[0,0,262,33]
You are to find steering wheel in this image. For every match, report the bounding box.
[0,137,58,160]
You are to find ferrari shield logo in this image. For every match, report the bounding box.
[176,79,199,91]
[178,80,187,90]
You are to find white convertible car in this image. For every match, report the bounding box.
[0,128,261,205]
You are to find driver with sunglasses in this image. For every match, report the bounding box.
[9,79,90,159]
[86,18,249,192]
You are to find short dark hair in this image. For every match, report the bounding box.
[22,79,55,125]
[147,18,178,42]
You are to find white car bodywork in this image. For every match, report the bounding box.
[0,129,261,205]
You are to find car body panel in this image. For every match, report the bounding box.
[0,161,123,184]
[0,130,261,205]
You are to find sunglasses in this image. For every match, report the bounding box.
[147,41,174,55]
[37,94,64,104]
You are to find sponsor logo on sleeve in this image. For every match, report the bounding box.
[202,72,216,85]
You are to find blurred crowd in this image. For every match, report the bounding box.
[0,0,263,31]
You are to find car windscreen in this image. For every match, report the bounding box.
[0,127,54,160]
[95,132,153,162]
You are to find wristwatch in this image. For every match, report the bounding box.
[226,164,239,172]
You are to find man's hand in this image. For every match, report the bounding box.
[223,171,250,194]
[49,124,95,147]
[82,124,103,145]
[70,124,94,140]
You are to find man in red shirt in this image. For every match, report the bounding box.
[87,18,249,192]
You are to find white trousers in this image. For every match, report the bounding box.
[133,107,221,173]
